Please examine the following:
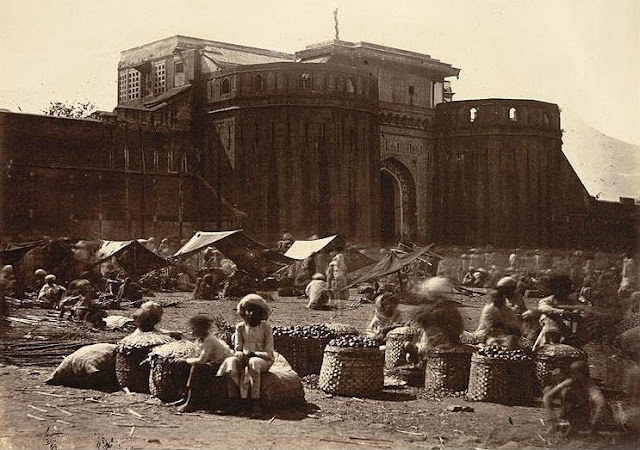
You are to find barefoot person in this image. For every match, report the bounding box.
[219,294,274,418]
[543,360,605,436]
[178,314,234,413]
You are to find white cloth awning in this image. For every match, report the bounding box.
[284,235,338,260]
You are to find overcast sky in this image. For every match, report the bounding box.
[1,0,638,144]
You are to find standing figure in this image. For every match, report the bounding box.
[219,294,274,418]
[619,251,637,298]
[326,252,349,301]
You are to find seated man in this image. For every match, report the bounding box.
[473,290,522,349]
[38,275,67,308]
[117,277,144,307]
[305,273,330,310]
[533,274,580,351]
[193,273,221,300]
[543,361,605,436]
[365,292,402,341]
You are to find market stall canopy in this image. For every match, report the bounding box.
[345,245,435,289]
[173,230,294,279]
[283,234,375,272]
[0,240,44,265]
[284,235,338,260]
[95,240,169,279]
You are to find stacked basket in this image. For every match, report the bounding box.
[385,326,422,370]
[534,344,588,394]
[115,331,174,393]
[148,340,199,402]
[424,345,476,392]
[467,347,534,405]
[318,337,384,397]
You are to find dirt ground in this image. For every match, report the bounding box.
[0,291,638,450]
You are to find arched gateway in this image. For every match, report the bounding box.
[380,158,417,243]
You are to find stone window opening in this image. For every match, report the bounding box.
[221,78,231,95]
[408,85,415,96]
[470,107,478,123]
[127,69,140,100]
[167,150,174,172]
[174,61,184,73]
[509,107,517,122]
[154,61,166,95]
[254,74,264,91]
[299,73,311,90]
[182,153,188,172]
[346,77,355,94]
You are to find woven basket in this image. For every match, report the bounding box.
[115,332,174,393]
[507,358,535,405]
[468,353,508,403]
[318,345,385,397]
[468,354,534,405]
[273,335,310,377]
[149,340,199,402]
[385,326,422,370]
[307,337,332,376]
[273,335,332,377]
[424,345,475,392]
[534,344,588,394]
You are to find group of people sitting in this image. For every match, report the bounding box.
[359,273,630,436]
[28,266,153,327]
[132,295,276,418]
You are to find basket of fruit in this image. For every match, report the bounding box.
[467,346,534,405]
[273,324,356,377]
[385,326,422,370]
[424,344,476,392]
[318,336,384,397]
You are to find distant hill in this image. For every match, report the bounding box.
[561,111,639,202]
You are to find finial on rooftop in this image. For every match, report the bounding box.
[334,8,339,40]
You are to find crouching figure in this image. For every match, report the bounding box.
[543,360,605,437]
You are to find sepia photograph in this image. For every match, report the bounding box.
[0,0,638,448]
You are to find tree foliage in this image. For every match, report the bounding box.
[42,100,97,118]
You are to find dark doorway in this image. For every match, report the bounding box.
[381,169,401,244]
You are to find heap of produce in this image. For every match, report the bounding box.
[328,336,379,348]
[477,345,530,360]
[272,324,357,339]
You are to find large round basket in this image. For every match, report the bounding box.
[468,353,534,405]
[424,345,475,392]
[467,353,508,403]
[385,326,422,370]
[115,332,174,393]
[318,346,384,397]
[534,344,588,394]
[149,340,199,402]
[273,335,309,377]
